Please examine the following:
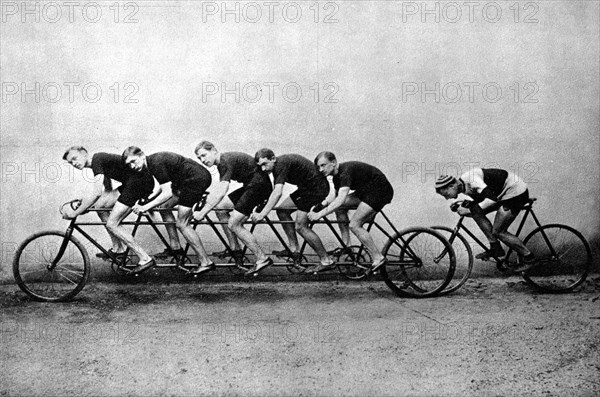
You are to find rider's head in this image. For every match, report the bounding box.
[435,175,460,200]
[63,146,89,170]
[194,141,219,167]
[122,146,146,172]
[255,148,276,173]
[314,151,338,177]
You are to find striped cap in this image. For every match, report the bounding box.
[435,175,456,189]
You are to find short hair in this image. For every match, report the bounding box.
[194,141,216,154]
[121,146,144,163]
[314,151,336,166]
[62,146,87,161]
[255,148,275,163]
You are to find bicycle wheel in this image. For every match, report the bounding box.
[431,226,473,294]
[337,245,370,280]
[521,224,591,292]
[380,227,455,298]
[13,231,90,302]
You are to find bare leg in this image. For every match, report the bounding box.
[276,196,299,252]
[295,210,328,260]
[106,202,152,263]
[96,191,123,251]
[229,211,268,261]
[470,204,497,244]
[335,194,362,246]
[214,197,240,250]
[160,196,182,250]
[335,210,351,246]
[492,207,531,256]
[349,202,384,264]
[176,206,211,266]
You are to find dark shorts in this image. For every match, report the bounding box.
[499,189,530,213]
[116,173,154,207]
[356,177,394,212]
[228,173,272,216]
[173,177,211,208]
[290,178,329,212]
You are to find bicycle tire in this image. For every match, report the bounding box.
[521,224,591,293]
[13,230,90,302]
[431,226,473,295]
[380,227,455,298]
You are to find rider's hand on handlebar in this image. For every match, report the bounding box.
[250,211,265,223]
[193,211,205,222]
[132,204,147,215]
[62,208,76,220]
[456,206,471,216]
[307,211,321,222]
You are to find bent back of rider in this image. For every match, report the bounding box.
[436,168,534,272]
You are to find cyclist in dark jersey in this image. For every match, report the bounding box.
[62,146,155,266]
[122,147,214,273]
[251,149,334,271]
[193,141,274,274]
[435,168,534,271]
[309,152,394,273]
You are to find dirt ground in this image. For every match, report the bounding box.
[1,271,599,396]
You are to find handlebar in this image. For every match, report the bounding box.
[59,199,82,216]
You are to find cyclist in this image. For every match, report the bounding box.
[122,147,214,274]
[250,149,334,272]
[435,169,535,271]
[62,146,155,268]
[309,152,394,273]
[193,141,274,275]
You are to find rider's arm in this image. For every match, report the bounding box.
[318,186,350,218]
[322,178,336,206]
[139,182,172,211]
[195,181,229,219]
[71,174,106,217]
[257,183,284,217]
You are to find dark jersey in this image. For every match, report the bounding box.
[217,152,257,185]
[273,154,326,190]
[147,152,210,187]
[332,161,388,193]
[91,153,132,190]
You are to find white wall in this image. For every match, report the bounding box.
[1,1,598,277]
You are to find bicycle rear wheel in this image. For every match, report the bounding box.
[13,231,90,302]
[521,224,591,292]
[380,227,455,298]
[431,226,473,295]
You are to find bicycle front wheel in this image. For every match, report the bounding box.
[380,227,456,298]
[431,226,473,295]
[13,231,90,302]
[521,224,591,293]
